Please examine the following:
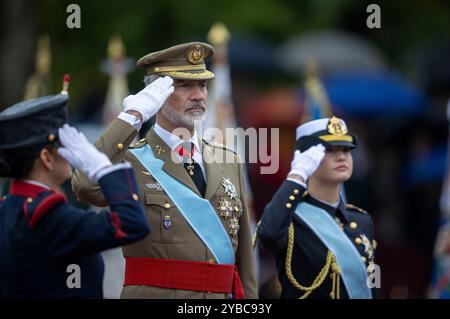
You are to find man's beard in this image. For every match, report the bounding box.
[161,101,206,129]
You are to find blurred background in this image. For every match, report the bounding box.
[1,0,450,299]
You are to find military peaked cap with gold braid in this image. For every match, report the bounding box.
[295,116,357,152]
[137,42,215,80]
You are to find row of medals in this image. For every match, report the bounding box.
[184,156,241,245]
[218,178,242,245]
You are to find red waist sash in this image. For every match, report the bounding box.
[124,257,245,299]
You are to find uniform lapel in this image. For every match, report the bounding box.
[145,128,201,197]
[202,140,225,200]
[337,200,350,224]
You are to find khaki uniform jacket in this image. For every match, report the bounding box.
[72,118,258,299]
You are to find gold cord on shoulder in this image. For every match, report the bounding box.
[252,220,262,250]
[285,222,341,299]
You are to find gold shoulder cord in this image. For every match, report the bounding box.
[252,220,261,249]
[285,223,341,299]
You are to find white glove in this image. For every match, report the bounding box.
[122,76,174,122]
[57,124,112,182]
[288,144,326,182]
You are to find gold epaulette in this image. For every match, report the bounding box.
[202,139,237,155]
[129,138,146,149]
[346,203,368,214]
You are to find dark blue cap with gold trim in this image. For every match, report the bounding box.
[295,116,357,152]
[0,94,68,151]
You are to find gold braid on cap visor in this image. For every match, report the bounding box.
[158,70,215,79]
[153,65,206,72]
[319,135,354,142]
[153,64,215,79]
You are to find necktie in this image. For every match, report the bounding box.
[175,142,206,197]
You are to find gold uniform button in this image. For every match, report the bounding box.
[289,195,295,201]
[355,237,362,245]
[27,197,33,203]
[117,143,124,150]
[164,203,171,209]
[361,256,367,263]
[350,222,357,229]
[208,259,215,264]
[48,134,56,142]
[286,203,292,209]
[293,189,300,195]
[131,193,139,201]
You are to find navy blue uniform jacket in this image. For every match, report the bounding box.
[0,168,149,298]
[257,180,376,299]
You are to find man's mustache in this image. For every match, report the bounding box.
[185,103,206,112]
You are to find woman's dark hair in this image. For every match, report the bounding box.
[0,142,59,179]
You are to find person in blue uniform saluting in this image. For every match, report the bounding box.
[257,116,377,299]
[0,93,150,298]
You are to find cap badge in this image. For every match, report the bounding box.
[187,44,204,65]
[327,116,348,136]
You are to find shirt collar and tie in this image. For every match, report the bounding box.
[153,122,207,197]
[153,122,206,178]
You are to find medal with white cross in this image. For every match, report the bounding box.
[221,178,238,200]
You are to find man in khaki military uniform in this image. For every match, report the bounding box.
[72,42,258,299]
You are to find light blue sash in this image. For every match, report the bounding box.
[129,144,234,265]
[294,202,372,299]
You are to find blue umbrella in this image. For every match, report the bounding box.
[321,72,427,117]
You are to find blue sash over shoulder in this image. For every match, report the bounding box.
[129,144,234,265]
[294,202,372,299]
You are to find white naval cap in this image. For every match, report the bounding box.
[295,116,356,152]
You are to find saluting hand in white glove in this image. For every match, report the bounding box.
[122,76,174,123]
[288,144,326,183]
[57,124,112,182]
